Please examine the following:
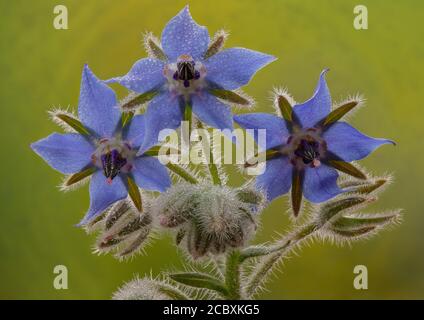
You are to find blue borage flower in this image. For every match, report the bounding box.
[234,69,394,216]
[108,5,275,155]
[31,65,171,225]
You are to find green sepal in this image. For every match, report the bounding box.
[145,145,180,157]
[331,213,398,231]
[204,30,227,59]
[146,37,167,61]
[277,94,293,122]
[244,149,280,168]
[126,176,142,212]
[64,166,96,187]
[291,169,303,217]
[121,91,158,111]
[327,160,367,180]
[166,163,198,184]
[169,272,229,296]
[55,113,91,136]
[175,228,186,245]
[342,178,388,195]
[330,226,376,238]
[121,111,134,128]
[322,101,359,127]
[319,196,371,224]
[209,89,250,106]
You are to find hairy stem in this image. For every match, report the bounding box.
[184,102,193,141]
[166,163,198,184]
[244,223,318,298]
[224,249,242,299]
[197,122,222,185]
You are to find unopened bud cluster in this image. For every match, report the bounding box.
[86,198,154,259]
[154,183,264,258]
[313,176,402,243]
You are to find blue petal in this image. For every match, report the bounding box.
[31,133,94,174]
[106,58,165,93]
[191,93,233,131]
[303,165,343,203]
[256,156,293,201]
[293,69,331,128]
[125,115,145,149]
[323,122,395,162]
[132,156,171,192]
[78,65,120,138]
[204,48,276,90]
[234,113,290,150]
[137,92,184,155]
[79,171,128,225]
[161,6,210,60]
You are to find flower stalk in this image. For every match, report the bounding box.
[197,122,222,185]
[224,249,242,299]
[243,223,317,297]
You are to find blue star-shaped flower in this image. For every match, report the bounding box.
[108,6,275,154]
[31,65,171,225]
[234,70,394,215]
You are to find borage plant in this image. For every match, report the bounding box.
[31,6,401,300]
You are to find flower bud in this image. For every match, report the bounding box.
[113,277,188,300]
[154,183,260,258]
[155,184,199,228]
[93,199,154,259]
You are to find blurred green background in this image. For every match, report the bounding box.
[1,0,423,299]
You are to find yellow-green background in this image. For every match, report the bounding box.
[1,0,423,299]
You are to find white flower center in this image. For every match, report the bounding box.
[163,54,207,97]
[91,138,136,183]
[281,128,327,170]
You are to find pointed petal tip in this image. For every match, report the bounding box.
[30,141,38,151]
[76,213,92,227]
[376,138,396,148]
[233,114,247,125]
[176,5,193,23]
[233,114,241,122]
[319,68,330,80]
[257,52,277,67]
[83,63,90,73]
[162,5,209,60]
[387,139,396,146]
[260,54,277,68]
[268,54,278,63]
[82,63,95,80]
[30,140,44,155]
[75,221,85,228]
[82,64,102,84]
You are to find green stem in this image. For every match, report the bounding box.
[244,223,317,298]
[166,163,198,184]
[197,122,222,185]
[184,102,192,142]
[224,249,242,300]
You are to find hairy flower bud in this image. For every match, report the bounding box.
[113,277,188,300]
[154,183,261,258]
[92,199,154,259]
